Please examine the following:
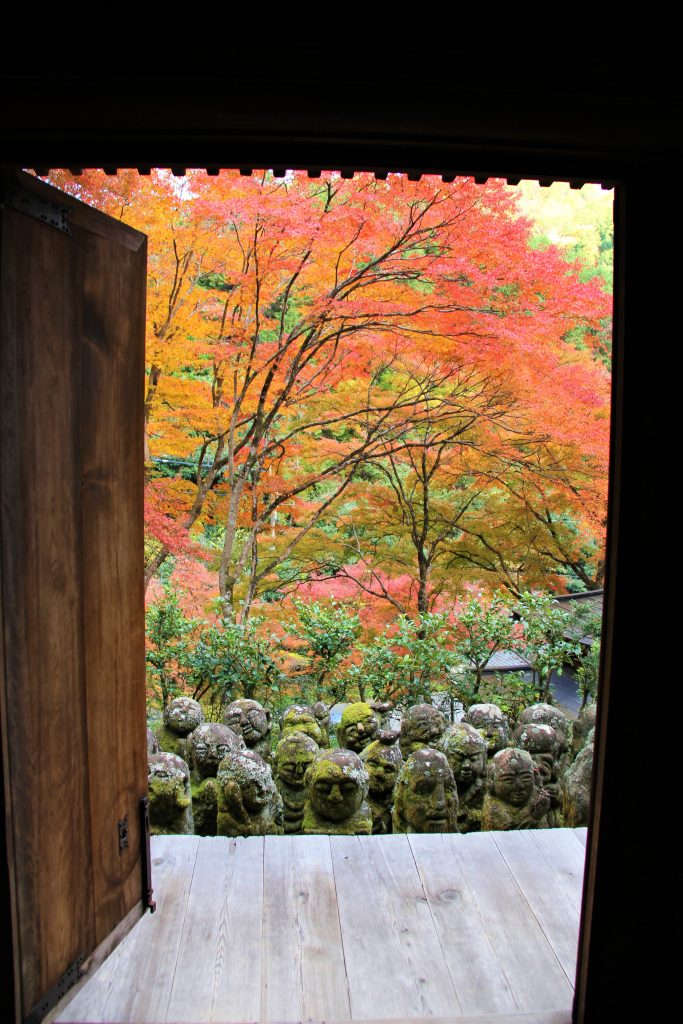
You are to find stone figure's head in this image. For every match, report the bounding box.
[400,704,446,754]
[572,702,597,759]
[490,748,537,807]
[311,701,331,734]
[273,731,319,789]
[360,738,403,797]
[336,702,379,753]
[190,722,245,779]
[217,749,278,816]
[464,703,509,755]
[440,722,487,787]
[148,752,192,818]
[147,727,160,755]
[305,749,369,822]
[393,748,458,833]
[163,696,204,736]
[281,705,324,746]
[518,703,569,752]
[223,699,272,747]
[514,722,559,785]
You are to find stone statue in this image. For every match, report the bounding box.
[392,748,459,834]
[482,747,550,831]
[302,749,372,835]
[147,752,194,835]
[281,704,324,746]
[222,698,273,762]
[369,700,394,727]
[311,701,331,747]
[463,702,509,758]
[440,722,487,832]
[189,723,245,836]
[518,703,571,770]
[216,749,283,837]
[562,727,594,827]
[571,702,597,761]
[360,737,403,834]
[147,727,160,755]
[273,731,320,834]
[515,722,562,826]
[153,697,205,760]
[399,703,446,759]
[336,702,379,753]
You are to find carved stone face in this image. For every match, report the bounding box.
[337,703,379,753]
[190,722,244,779]
[282,705,324,745]
[401,704,446,752]
[164,697,204,736]
[465,703,509,755]
[440,723,487,786]
[515,723,559,785]
[311,701,330,732]
[360,740,403,796]
[306,749,369,822]
[218,749,278,814]
[148,753,191,817]
[274,731,319,788]
[491,748,536,806]
[395,749,458,833]
[223,699,271,746]
[518,703,569,752]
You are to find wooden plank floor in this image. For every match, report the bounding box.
[56,829,586,1024]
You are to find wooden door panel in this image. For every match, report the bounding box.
[0,171,148,1021]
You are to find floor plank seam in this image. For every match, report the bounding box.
[162,837,201,1023]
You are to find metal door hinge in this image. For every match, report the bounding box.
[4,185,72,235]
[140,795,156,912]
[23,954,83,1024]
[118,813,129,851]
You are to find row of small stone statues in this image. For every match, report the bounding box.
[147,694,596,837]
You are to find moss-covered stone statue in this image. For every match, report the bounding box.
[281,704,324,746]
[360,736,403,834]
[311,701,331,748]
[153,697,205,760]
[571,702,597,761]
[216,749,283,837]
[399,703,446,759]
[369,699,394,727]
[482,747,550,831]
[189,723,245,836]
[336,702,379,753]
[392,748,459,834]
[518,703,571,770]
[273,731,320,834]
[440,722,487,832]
[147,752,194,835]
[515,721,563,826]
[147,727,160,755]
[222,698,273,763]
[463,702,509,758]
[302,749,372,835]
[561,727,594,827]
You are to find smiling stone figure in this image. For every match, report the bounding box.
[482,747,550,831]
[302,749,372,835]
[399,703,446,758]
[360,737,403,834]
[440,722,487,832]
[222,698,273,763]
[147,752,194,835]
[189,722,245,836]
[153,697,205,760]
[336,702,379,753]
[216,749,283,837]
[392,748,459,834]
[273,731,320,834]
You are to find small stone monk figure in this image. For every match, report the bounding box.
[392,748,459,834]
[153,697,205,760]
[273,731,320,834]
[147,727,160,755]
[440,722,487,832]
[216,749,283,837]
[571,702,597,761]
[281,704,324,746]
[223,698,273,763]
[562,727,594,827]
[399,703,446,759]
[147,753,194,835]
[518,703,571,770]
[369,700,394,727]
[311,701,331,748]
[360,737,403,834]
[336,702,379,753]
[464,703,509,758]
[482,748,550,831]
[515,722,562,826]
[189,723,245,836]
[302,749,372,835]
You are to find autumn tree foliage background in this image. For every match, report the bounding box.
[48,169,611,700]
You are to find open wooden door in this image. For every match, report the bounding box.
[0,171,150,1024]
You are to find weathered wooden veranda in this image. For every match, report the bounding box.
[55,828,587,1024]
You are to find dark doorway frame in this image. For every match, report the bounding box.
[1,57,678,1023]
